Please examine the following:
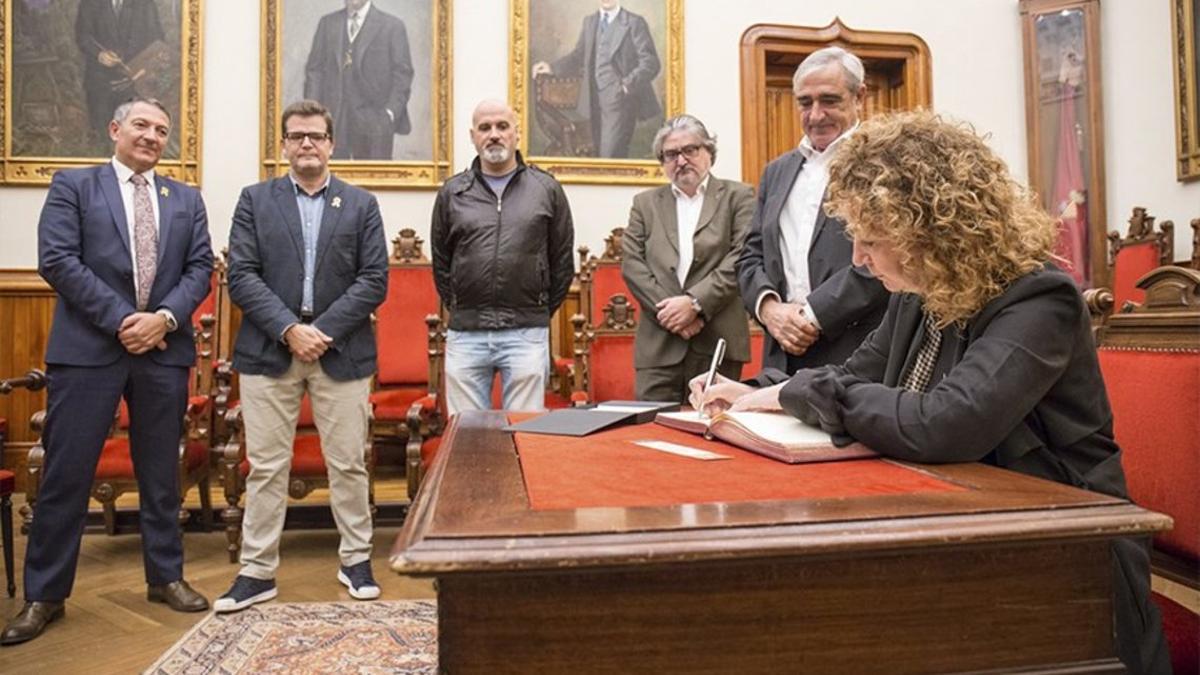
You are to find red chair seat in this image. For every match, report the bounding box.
[544,390,572,409]
[370,386,428,422]
[420,435,442,472]
[95,438,209,480]
[0,470,13,496]
[1152,591,1199,674]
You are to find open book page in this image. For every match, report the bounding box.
[654,410,710,434]
[714,411,833,448]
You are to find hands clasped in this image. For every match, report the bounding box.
[656,295,703,339]
[119,312,168,355]
[285,323,333,363]
[761,298,819,356]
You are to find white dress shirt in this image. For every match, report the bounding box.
[672,173,709,287]
[347,2,371,42]
[755,123,858,329]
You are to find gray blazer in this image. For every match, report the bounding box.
[737,149,888,374]
[227,175,388,381]
[622,176,755,368]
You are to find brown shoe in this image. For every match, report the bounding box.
[0,601,65,646]
[147,580,209,612]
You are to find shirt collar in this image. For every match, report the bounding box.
[600,6,621,22]
[349,2,371,23]
[798,121,859,161]
[671,172,710,200]
[111,156,155,186]
[289,173,331,198]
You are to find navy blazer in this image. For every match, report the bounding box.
[737,149,888,374]
[38,163,214,368]
[227,175,388,381]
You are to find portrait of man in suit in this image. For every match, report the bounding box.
[302,0,414,160]
[529,0,665,159]
[2,97,213,645]
[8,0,184,160]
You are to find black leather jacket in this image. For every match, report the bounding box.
[431,153,575,330]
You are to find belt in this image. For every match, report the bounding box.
[300,313,314,324]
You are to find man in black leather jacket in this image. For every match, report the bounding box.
[431,99,575,415]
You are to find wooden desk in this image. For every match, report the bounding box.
[391,411,1171,674]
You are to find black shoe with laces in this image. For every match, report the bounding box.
[337,561,381,600]
[213,575,277,613]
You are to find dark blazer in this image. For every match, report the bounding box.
[737,149,887,374]
[38,163,213,368]
[304,5,414,136]
[622,176,754,368]
[227,175,388,381]
[75,0,164,90]
[552,8,662,124]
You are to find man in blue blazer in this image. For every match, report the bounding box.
[1,98,214,646]
[216,100,388,613]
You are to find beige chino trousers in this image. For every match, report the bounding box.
[237,358,373,579]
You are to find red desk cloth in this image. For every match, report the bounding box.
[513,418,965,511]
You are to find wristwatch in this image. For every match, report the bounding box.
[156,309,178,332]
[688,294,704,318]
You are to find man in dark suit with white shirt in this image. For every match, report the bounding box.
[736,46,888,378]
[216,100,388,613]
[532,0,662,158]
[2,98,214,646]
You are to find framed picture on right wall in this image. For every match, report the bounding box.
[1173,0,1200,182]
[1019,0,1107,289]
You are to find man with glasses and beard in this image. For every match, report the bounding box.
[216,99,388,612]
[431,99,575,415]
[621,114,754,403]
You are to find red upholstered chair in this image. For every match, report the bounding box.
[570,228,638,403]
[1105,207,1173,311]
[216,394,375,562]
[23,308,217,536]
[1094,265,1200,674]
[371,229,444,465]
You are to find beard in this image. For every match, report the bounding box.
[481,144,511,164]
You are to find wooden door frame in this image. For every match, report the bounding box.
[739,19,933,184]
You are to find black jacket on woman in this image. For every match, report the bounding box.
[763,265,1169,674]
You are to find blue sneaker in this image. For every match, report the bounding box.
[337,561,381,600]
[213,575,277,613]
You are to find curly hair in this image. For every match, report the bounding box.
[825,110,1059,326]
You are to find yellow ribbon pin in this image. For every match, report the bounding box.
[331,196,342,209]
[160,186,169,198]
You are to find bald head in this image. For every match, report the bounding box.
[470,99,520,175]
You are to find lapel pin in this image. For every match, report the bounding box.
[331,196,342,209]
[160,186,169,198]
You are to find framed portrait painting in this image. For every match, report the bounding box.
[1020,0,1107,288]
[510,0,683,185]
[1173,0,1199,182]
[261,0,451,188]
[0,0,202,185]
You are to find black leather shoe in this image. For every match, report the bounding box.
[0,601,65,646]
[147,580,209,612]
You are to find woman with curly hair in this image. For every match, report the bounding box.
[693,110,1168,674]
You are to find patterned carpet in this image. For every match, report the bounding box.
[145,601,438,674]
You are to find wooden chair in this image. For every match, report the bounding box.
[1106,207,1173,310]
[0,370,46,597]
[570,228,639,403]
[22,307,218,536]
[533,75,594,157]
[371,229,444,472]
[215,393,376,563]
[1093,265,1200,674]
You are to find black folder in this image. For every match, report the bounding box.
[502,401,680,436]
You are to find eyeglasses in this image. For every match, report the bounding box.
[284,131,331,143]
[660,144,703,163]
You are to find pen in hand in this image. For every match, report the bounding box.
[698,338,727,416]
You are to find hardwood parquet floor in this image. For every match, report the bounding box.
[0,479,434,675]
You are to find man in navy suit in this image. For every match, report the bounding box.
[215,100,388,613]
[1,98,213,646]
[532,0,662,158]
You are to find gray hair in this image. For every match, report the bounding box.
[792,46,865,94]
[112,97,172,125]
[651,114,717,163]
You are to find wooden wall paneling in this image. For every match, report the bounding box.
[0,270,54,481]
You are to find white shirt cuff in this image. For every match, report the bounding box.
[800,301,822,331]
[754,290,781,324]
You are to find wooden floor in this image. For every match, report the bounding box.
[0,478,435,675]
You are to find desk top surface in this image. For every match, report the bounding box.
[391,411,1171,574]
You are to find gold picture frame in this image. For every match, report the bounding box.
[261,0,452,189]
[0,0,203,186]
[1173,0,1199,182]
[510,0,683,185]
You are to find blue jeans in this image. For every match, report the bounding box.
[445,327,549,415]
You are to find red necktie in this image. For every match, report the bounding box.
[130,173,158,310]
